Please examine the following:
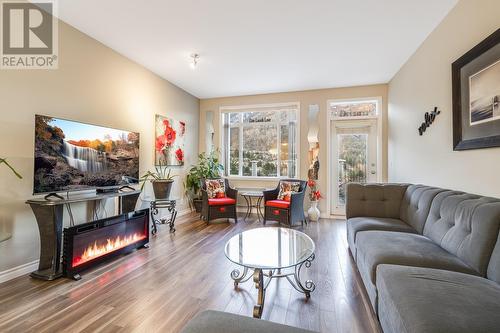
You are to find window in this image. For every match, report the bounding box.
[330,100,378,118]
[221,103,299,178]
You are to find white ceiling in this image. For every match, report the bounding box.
[57,0,457,99]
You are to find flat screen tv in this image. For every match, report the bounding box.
[34,115,140,194]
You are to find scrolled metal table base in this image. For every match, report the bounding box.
[231,267,252,287]
[230,253,316,318]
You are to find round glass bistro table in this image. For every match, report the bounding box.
[224,227,316,318]
[240,191,264,222]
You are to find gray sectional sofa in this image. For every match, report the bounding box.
[347,183,500,333]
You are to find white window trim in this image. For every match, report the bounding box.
[219,102,301,180]
[326,96,384,217]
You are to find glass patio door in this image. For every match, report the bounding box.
[331,120,378,215]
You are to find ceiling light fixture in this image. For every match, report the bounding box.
[190,53,200,69]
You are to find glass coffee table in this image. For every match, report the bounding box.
[224,227,316,318]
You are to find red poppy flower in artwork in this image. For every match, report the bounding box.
[175,148,184,162]
[179,121,186,135]
[155,135,168,152]
[164,125,176,146]
[163,119,170,128]
[307,179,316,188]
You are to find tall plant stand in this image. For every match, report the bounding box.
[149,199,177,234]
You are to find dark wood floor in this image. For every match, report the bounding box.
[0,213,381,333]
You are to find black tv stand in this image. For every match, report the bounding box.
[26,189,141,280]
[44,193,65,200]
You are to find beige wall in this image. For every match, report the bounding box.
[388,0,500,195]
[0,21,199,275]
[199,84,388,215]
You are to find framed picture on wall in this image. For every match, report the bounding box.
[452,28,500,150]
[155,114,186,166]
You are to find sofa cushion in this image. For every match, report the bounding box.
[423,192,500,276]
[266,200,290,209]
[488,232,500,284]
[208,198,236,206]
[345,183,409,219]
[399,185,446,234]
[180,310,316,333]
[347,217,416,260]
[356,231,478,309]
[377,265,500,333]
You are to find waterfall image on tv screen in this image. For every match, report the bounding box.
[34,115,140,194]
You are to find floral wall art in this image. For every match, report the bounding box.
[155,114,185,166]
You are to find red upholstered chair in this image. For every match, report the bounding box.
[201,178,238,224]
[263,179,307,226]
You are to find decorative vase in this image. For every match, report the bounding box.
[162,148,172,166]
[308,201,320,222]
[152,180,174,199]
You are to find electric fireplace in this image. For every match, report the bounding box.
[63,209,149,280]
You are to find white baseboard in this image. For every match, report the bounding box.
[0,260,38,284]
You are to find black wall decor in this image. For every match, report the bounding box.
[418,107,441,135]
[452,28,500,150]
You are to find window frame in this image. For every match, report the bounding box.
[328,98,380,121]
[220,102,300,180]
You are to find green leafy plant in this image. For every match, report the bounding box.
[139,160,176,191]
[0,158,22,179]
[184,151,224,205]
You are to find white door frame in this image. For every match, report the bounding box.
[326,96,384,217]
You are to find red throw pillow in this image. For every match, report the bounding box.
[215,192,226,198]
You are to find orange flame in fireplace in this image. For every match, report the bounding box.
[72,233,146,267]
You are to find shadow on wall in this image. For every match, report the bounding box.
[0,157,26,241]
[0,156,38,269]
[0,211,13,242]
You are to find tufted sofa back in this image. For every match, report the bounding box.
[423,191,500,276]
[487,232,500,284]
[345,183,409,219]
[399,185,446,234]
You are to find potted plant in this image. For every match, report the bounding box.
[307,179,322,222]
[1,158,22,179]
[185,151,224,212]
[140,161,176,199]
